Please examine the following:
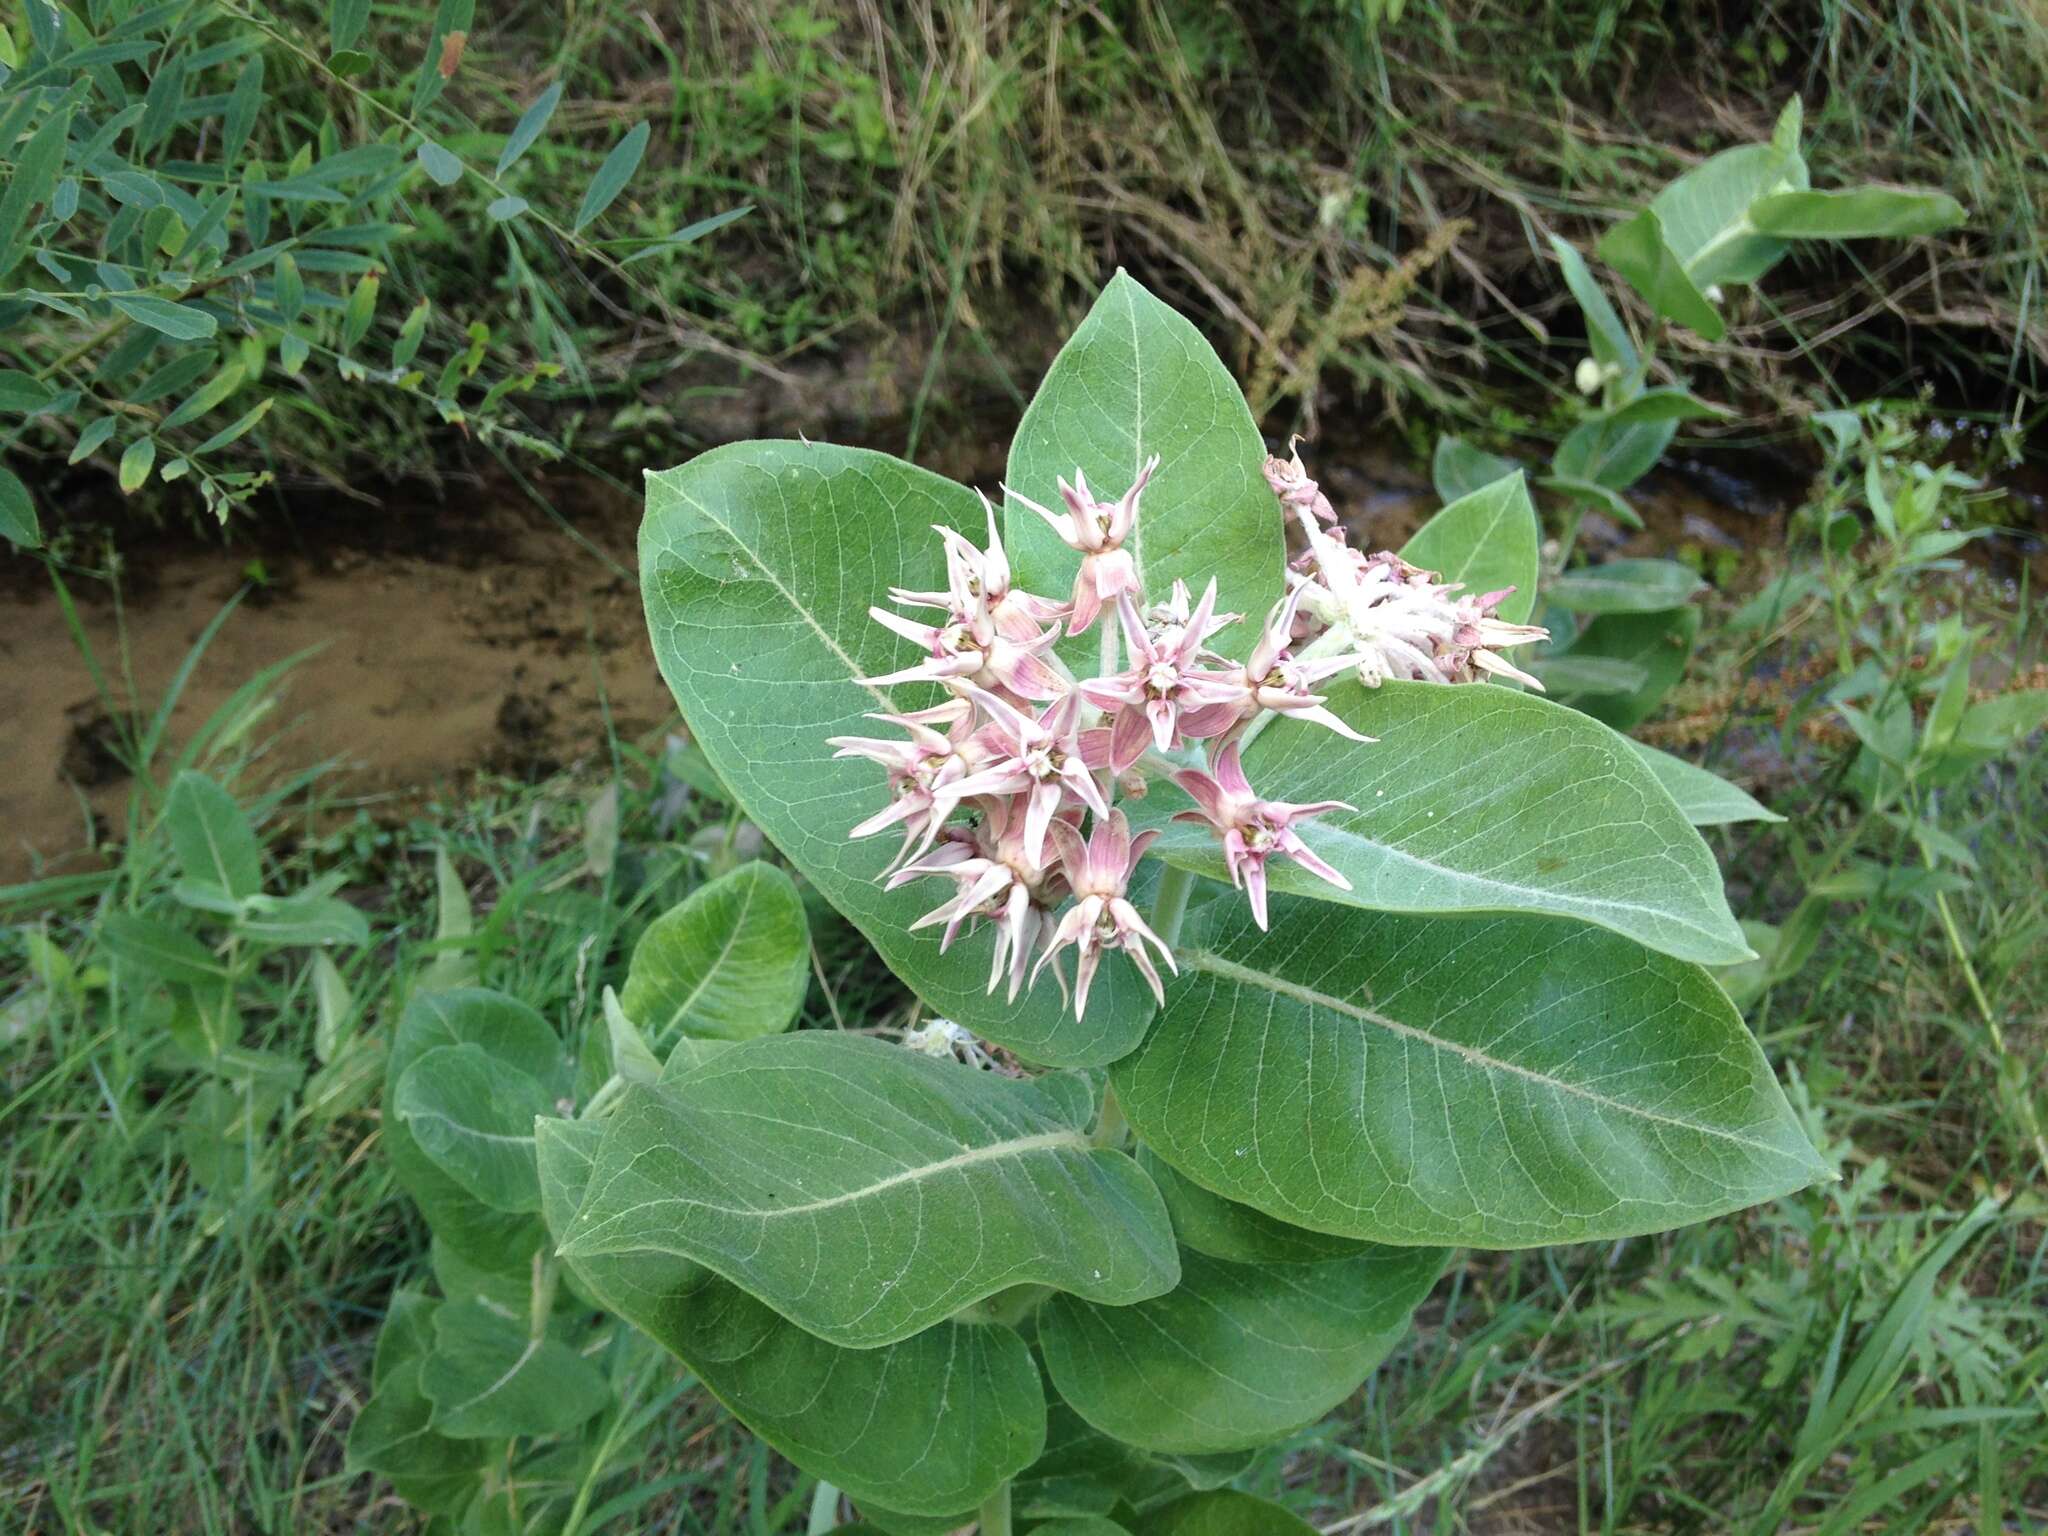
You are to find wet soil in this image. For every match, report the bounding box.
[1,473,673,882]
[5,374,2037,887]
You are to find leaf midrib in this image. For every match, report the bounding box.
[570,1127,1093,1237]
[1178,947,1809,1161]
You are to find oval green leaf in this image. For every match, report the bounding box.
[393,1043,551,1212]
[1399,472,1540,626]
[1004,270,1282,662]
[1041,1244,1444,1453]
[620,861,810,1046]
[537,1117,1046,1514]
[383,989,565,1271]
[641,439,1157,1065]
[1628,741,1781,826]
[558,1031,1179,1347]
[1547,557,1705,615]
[1136,1147,1369,1266]
[1134,679,1749,966]
[419,1297,609,1439]
[1114,895,1829,1248]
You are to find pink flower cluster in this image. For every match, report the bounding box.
[831,446,1543,1021]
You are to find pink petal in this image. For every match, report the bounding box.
[1111,706,1152,774]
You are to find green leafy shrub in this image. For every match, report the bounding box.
[0,0,713,545]
[348,272,1840,1534]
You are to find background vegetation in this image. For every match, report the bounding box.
[2,0,2043,1532]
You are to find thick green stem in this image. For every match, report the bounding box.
[1150,863,1196,950]
[806,1480,842,1536]
[979,1482,1013,1536]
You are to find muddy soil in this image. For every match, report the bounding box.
[1,473,676,882]
[2,429,1802,886]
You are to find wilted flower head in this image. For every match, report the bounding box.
[1262,439,1337,524]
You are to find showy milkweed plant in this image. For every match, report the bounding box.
[353,271,1829,1536]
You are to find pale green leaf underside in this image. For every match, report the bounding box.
[1399,473,1541,627]
[621,861,811,1045]
[1041,1244,1444,1454]
[1134,679,1750,966]
[538,1117,1045,1514]
[419,1297,609,1439]
[383,989,565,1272]
[1004,269,1282,662]
[1115,896,1828,1248]
[641,441,1154,1067]
[393,1043,551,1213]
[1628,742,1782,827]
[559,1032,1179,1348]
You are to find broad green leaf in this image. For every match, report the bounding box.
[559,1032,1179,1347]
[1137,1148,1369,1265]
[111,296,218,340]
[236,889,371,947]
[1043,1244,1443,1453]
[486,194,528,221]
[393,1043,551,1212]
[100,912,225,985]
[414,139,462,186]
[642,440,1156,1065]
[1647,140,1809,288]
[383,989,563,1270]
[1033,1522,1131,1536]
[345,1356,486,1510]
[0,106,69,277]
[1398,472,1540,626]
[372,1289,440,1388]
[619,861,810,1046]
[0,370,55,413]
[1547,558,1704,615]
[1005,270,1281,661]
[1134,680,1749,965]
[419,1297,608,1438]
[1115,896,1826,1248]
[1597,209,1724,339]
[1430,436,1525,505]
[161,362,246,430]
[496,82,562,177]
[165,770,262,900]
[194,399,275,456]
[341,272,379,350]
[331,0,372,54]
[1552,605,1699,730]
[573,120,649,230]
[272,252,304,325]
[1628,742,1782,826]
[1549,235,1637,375]
[223,56,263,163]
[0,464,39,549]
[1749,186,1964,240]
[1552,415,1677,492]
[1526,654,1648,696]
[539,1119,1046,1513]
[1539,473,1643,530]
[1133,1494,1318,1536]
[418,845,477,992]
[617,205,754,264]
[69,415,118,464]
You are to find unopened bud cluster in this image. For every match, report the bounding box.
[831,446,1547,1020]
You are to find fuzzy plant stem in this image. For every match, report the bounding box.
[979,1482,1013,1536]
[807,1481,842,1536]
